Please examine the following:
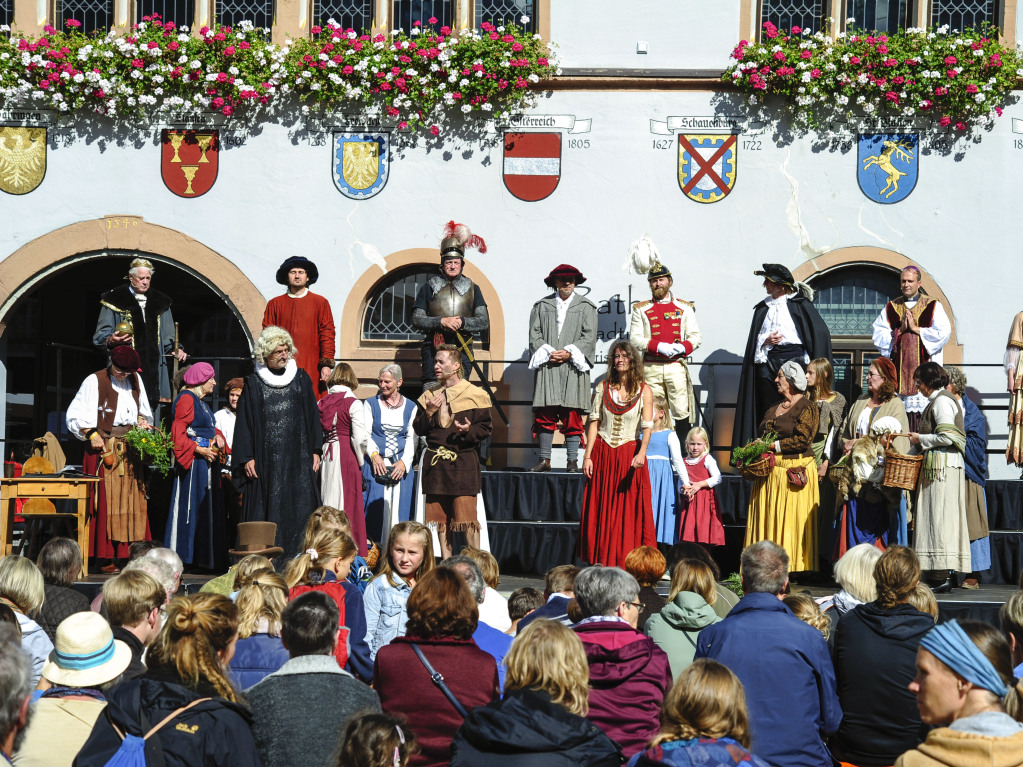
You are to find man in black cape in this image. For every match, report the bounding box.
[233,326,322,556]
[731,264,832,459]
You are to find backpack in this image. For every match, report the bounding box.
[103,697,210,767]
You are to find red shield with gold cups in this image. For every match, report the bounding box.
[161,130,219,198]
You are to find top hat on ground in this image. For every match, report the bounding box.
[275,256,319,286]
[754,263,795,287]
[229,521,285,558]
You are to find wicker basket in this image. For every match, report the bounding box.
[882,434,923,491]
[739,454,774,482]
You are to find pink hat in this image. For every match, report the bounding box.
[183,362,215,386]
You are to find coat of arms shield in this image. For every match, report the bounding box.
[858,133,918,204]
[503,132,561,202]
[677,134,737,203]
[161,130,219,198]
[0,127,47,195]
[333,132,390,199]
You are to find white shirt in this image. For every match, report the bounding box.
[66,372,153,438]
[754,293,807,364]
[871,296,951,362]
[679,452,722,488]
[528,292,590,373]
[363,397,417,467]
[324,384,370,462]
[214,408,236,466]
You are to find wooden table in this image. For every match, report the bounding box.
[0,476,101,575]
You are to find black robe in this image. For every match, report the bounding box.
[97,284,173,408]
[731,294,832,458]
[232,366,321,556]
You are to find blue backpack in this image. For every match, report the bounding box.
[103,696,210,766]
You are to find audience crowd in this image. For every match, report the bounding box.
[0,515,1022,767]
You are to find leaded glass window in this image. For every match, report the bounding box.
[810,267,899,337]
[217,0,273,31]
[55,0,113,34]
[314,0,371,31]
[476,0,534,32]
[0,0,11,32]
[364,268,434,342]
[761,0,822,34]
[848,0,911,33]
[137,0,195,28]
[392,0,451,31]
[931,0,997,29]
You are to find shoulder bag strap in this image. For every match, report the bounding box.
[410,643,469,718]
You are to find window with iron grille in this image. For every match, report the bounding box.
[809,267,899,338]
[55,0,113,34]
[217,0,273,31]
[847,0,911,33]
[314,0,371,31]
[392,0,451,31]
[476,0,534,32]
[931,0,997,29]
[363,266,490,347]
[0,0,11,33]
[761,0,823,33]
[137,0,195,28]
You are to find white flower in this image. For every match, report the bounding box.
[73,73,84,83]
[975,93,985,102]
[482,102,492,110]
[837,94,848,105]
[520,14,530,23]
[461,104,471,113]
[190,60,201,69]
[863,102,875,113]
[748,94,758,105]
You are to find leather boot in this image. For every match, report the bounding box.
[528,458,551,473]
[566,460,580,473]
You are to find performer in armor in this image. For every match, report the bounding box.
[626,238,702,442]
[732,263,832,455]
[411,221,489,386]
[528,264,597,472]
[872,265,952,430]
[93,258,187,417]
[262,256,336,400]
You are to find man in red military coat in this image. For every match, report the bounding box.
[262,257,336,400]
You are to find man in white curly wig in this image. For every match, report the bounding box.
[233,326,322,556]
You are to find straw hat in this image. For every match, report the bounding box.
[41,612,132,688]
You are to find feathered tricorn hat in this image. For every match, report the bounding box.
[623,235,671,280]
[440,220,487,262]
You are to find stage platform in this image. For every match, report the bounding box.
[482,470,1023,589]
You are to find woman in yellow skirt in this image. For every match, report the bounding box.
[745,360,820,572]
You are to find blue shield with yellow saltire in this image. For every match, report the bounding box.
[677,134,737,204]
[333,132,389,199]
[857,133,918,204]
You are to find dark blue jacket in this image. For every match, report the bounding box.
[517,595,572,632]
[963,395,988,487]
[228,633,290,691]
[695,592,842,767]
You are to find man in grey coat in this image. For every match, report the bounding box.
[246,592,380,766]
[527,264,597,473]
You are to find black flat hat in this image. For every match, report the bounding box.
[754,263,794,286]
[276,256,319,286]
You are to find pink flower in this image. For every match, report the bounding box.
[791,25,801,34]
[512,42,523,52]
[955,121,966,130]
[883,58,897,67]
[131,58,144,68]
[64,19,81,27]
[451,91,461,99]
[430,125,440,136]
[168,41,179,51]
[850,56,860,64]
[763,21,778,39]
[773,51,785,61]
[93,88,104,97]
[222,105,233,116]
[877,45,888,54]
[810,68,821,78]
[800,50,811,59]
[990,54,1002,66]
[885,91,899,102]
[946,69,957,78]
[342,65,354,74]
[413,20,421,26]
[939,116,951,126]
[428,16,437,23]
[935,86,948,95]
[996,106,1004,116]
[224,45,235,55]
[217,72,228,82]
[311,25,321,34]
[920,100,932,110]
[212,96,224,107]
[966,84,978,93]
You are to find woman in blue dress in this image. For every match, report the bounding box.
[166,362,228,569]
[362,364,418,544]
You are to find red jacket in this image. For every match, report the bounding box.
[375,635,499,767]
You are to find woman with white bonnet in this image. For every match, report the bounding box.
[166,361,229,570]
[896,619,1023,766]
[744,359,821,573]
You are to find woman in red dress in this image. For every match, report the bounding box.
[579,339,655,567]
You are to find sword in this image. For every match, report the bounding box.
[453,330,509,425]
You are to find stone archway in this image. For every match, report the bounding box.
[0,215,265,339]
[791,246,962,364]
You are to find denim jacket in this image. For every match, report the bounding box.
[364,574,412,660]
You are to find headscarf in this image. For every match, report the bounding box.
[873,356,897,385]
[779,360,807,392]
[920,619,1008,698]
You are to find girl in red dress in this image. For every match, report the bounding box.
[678,427,726,546]
[579,340,655,567]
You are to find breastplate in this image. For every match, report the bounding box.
[427,281,475,318]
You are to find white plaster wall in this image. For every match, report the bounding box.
[548,0,741,70]
[1,88,1020,475]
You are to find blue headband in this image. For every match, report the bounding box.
[920,620,1008,699]
[54,638,115,671]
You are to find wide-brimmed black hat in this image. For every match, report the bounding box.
[276,256,319,286]
[647,263,672,281]
[754,263,794,287]
[544,264,587,288]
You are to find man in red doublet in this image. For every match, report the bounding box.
[262,257,336,400]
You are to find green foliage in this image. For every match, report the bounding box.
[731,432,777,467]
[723,571,744,598]
[122,423,173,476]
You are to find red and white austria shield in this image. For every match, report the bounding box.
[161,130,219,198]
[503,132,561,202]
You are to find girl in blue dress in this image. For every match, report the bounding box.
[648,395,688,546]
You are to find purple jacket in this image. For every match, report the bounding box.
[575,619,672,757]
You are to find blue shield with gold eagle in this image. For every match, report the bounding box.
[857,133,918,204]
[333,132,389,200]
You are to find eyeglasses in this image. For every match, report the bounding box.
[865,372,882,380]
[627,601,644,613]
